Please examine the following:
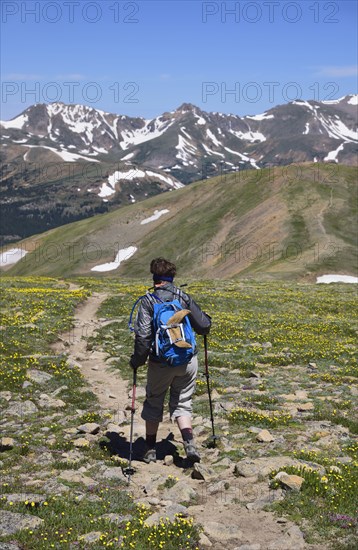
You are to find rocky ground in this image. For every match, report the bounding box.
[0,289,356,549]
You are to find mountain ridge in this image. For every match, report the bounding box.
[2,94,357,173]
[1,95,357,244]
[3,163,357,281]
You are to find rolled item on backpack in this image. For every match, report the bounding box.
[166,310,192,348]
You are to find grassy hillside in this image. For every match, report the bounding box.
[1,277,357,549]
[3,163,357,280]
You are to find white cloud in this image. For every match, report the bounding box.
[315,65,358,77]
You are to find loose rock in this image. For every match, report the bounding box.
[38,393,66,409]
[268,525,305,549]
[256,430,275,443]
[101,467,126,481]
[78,531,103,543]
[274,472,304,491]
[0,510,44,536]
[77,422,100,435]
[4,493,46,505]
[0,437,14,451]
[164,481,197,503]
[6,400,38,417]
[297,402,314,411]
[73,437,90,448]
[199,533,213,547]
[191,462,215,481]
[204,521,243,541]
[234,456,299,478]
[27,369,53,384]
[0,391,12,402]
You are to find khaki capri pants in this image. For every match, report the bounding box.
[141,355,198,422]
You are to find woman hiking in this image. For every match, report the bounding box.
[130,257,211,464]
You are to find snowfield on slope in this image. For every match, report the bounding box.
[91,246,137,272]
[317,274,358,284]
[140,209,170,225]
[98,169,182,199]
[0,248,28,267]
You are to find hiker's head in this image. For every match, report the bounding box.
[150,257,176,284]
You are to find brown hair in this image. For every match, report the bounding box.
[150,257,177,278]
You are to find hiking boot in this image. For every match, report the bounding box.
[184,440,201,463]
[142,447,156,464]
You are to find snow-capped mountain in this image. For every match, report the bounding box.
[1,96,357,244]
[1,95,357,180]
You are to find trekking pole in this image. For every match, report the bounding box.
[203,334,217,448]
[122,367,137,483]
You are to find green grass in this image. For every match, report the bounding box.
[1,276,357,550]
[269,461,358,546]
[5,164,358,280]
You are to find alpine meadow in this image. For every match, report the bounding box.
[1,1,358,549]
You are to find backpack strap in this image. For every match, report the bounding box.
[128,295,146,332]
[174,287,190,308]
[128,292,164,332]
[147,292,164,304]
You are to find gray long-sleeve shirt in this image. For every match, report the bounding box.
[131,283,211,368]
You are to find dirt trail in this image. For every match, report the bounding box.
[54,292,326,550]
[52,292,129,413]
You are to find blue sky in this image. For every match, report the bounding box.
[1,0,357,120]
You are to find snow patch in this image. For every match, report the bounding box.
[224,147,260,169]
[140,209,170,225]
[246,112,274,121]
[293,100,316,112]
[175,135,197,164]
[321,118,357,142]
[206,129,222,147]
[145,171,183,189]
[203,144,225,158]
[180,127,192,140]
[91,246,137,272]
[321,96,348,105]
[98,168,146,198]
[1,113,28,129]
[121,152,135,161]
[98,182,116,198]
[120,117,174,150]
[317,274,358,284]
[324,142,346,163]
[230,129,266,143]
[108,169,146,185]
[194,111,206,125]
[23,145,100,162]
[303,123,310,135]
[347,95,358,105]
[0,248,28,267]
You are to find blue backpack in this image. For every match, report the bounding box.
[129,292,196,367]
